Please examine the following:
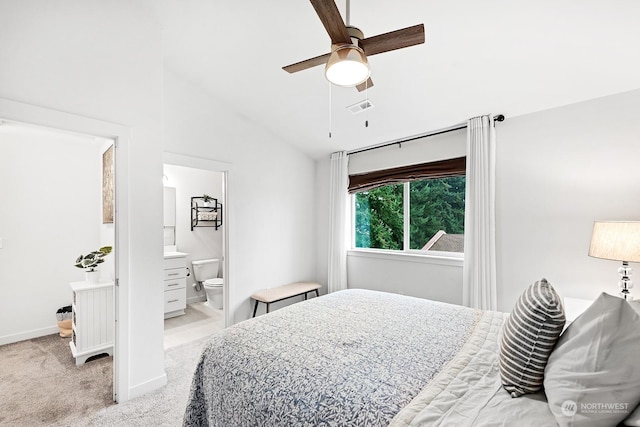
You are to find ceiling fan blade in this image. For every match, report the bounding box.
[310,0,352,44]
[360,24,425,57]
[356,77,374,92]
[283,53,331,74]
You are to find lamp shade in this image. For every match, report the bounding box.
[325,44,370,87]
[588,221,640,262]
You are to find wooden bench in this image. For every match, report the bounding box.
[251,281,321,317]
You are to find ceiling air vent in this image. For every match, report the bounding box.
[347,99,374,114]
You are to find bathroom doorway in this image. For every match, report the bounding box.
[162,153,230,347]
[0,120,117,413]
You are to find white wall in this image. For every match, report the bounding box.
[1,0,319,400]
[163,164,224,303]
[316,89,640,313]
[162,67,318,323]
[0,0,166,400]
[496,89,640,311]
[1,0,318,400]
[347,252,463,305]
[0,124,107,344]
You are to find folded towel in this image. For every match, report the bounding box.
[56,305,73,321]
[198,212,218,221]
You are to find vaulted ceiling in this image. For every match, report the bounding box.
[149,0,640,159]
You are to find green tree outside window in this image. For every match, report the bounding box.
[354,176,465,252]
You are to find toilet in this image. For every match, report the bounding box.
[191,259,224,309]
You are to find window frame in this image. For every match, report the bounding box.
[350,179,465,260]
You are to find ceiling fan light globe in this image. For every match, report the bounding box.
[325,45,370,87]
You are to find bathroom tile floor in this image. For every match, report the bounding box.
[164,301,225,349]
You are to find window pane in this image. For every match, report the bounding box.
[409,177,465,252]
[354,184,404,250]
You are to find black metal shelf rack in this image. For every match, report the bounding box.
[191,196,223,230]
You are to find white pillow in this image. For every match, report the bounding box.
[624,405,640,426]
[544,293,640,427]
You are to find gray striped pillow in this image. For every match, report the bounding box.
[499,278,565,398]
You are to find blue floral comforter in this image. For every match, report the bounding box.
[184,289,483,426]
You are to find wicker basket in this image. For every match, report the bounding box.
[56,305,73,338]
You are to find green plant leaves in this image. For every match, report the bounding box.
[73,246,113,270]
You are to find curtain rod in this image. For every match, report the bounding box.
[347,114,505,156]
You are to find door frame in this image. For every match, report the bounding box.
[0,97,131,403]
[163,151,232,328]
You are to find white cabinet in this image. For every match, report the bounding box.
[69,281,114,366]
[164,253,187,318]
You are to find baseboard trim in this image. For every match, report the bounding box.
[128,372,168,401]
[187,295,207,304]
[0,325,60,346]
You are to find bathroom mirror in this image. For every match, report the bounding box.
[163,186,176,246]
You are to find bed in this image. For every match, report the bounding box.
[183,288,640,427]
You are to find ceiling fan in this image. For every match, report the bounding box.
[282,0,425,92]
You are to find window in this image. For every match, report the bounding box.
[351,158,466,254]
[354,183,404,250]
[408,176,465,251]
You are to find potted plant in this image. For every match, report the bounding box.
[202,194,213,207]
[74,246,112,283]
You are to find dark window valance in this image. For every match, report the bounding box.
[348,156,466,194]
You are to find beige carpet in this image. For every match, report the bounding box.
[87,335,210,426]
[0,333,113,426]
[0,303,223,426]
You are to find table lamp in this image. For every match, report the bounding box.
[588,221,640,300]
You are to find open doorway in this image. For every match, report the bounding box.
[0,96,134,406]
[161,160,228,348]
[0,120,117,423]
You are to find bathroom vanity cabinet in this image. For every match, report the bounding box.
[69,280,114,366]
[164,252,188,318]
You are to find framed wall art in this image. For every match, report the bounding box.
[102,145,114,224]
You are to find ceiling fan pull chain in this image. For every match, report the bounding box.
[328,81,332,138]
[365,79,369,128]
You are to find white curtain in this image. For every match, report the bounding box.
[463,115,497,310]
[327,151,349,293]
